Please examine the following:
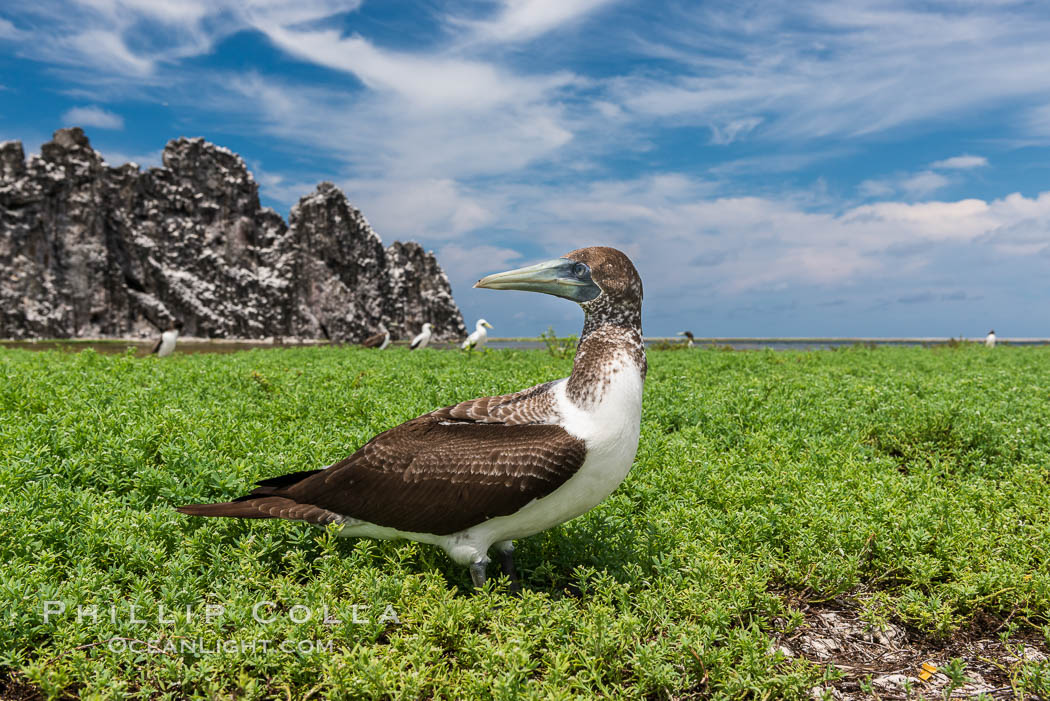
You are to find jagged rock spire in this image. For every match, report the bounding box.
[0,128,466,342]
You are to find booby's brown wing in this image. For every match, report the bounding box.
[361,332,385,348]
[282,416,584,534]
[432,381,559,425]
[150,338,162,354]
[178,382,585,535]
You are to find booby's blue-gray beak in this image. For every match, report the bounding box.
[474,258,601,303]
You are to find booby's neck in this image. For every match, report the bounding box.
[566,298,645,408]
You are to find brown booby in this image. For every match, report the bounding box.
[985,329,996,348]
[177,247,645,590]
[461,319,493,350]
[151,320,183,357]
[678,330,695,347]
[362,326,391,349]
[409,323,433,350]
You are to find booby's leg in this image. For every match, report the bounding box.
[469,556,489,590]
[493,541,521,592]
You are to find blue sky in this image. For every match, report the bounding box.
[3,1,1050,338]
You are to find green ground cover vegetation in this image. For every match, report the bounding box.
[1,344,1049,698]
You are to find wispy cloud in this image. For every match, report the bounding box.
[339,177,497,241]
[0,17,23,39]
[459,0,618,43]
[930,154,988,169]
[613,2,1050,142]
[2,0,362,79]
[249,24,575,112]
[900,170,950,197]
[61,105,124,130]
[708,117,762,145]
[1023,103,1050,137]
[857,155,992,201]
[445,179,1050,303]
[214,73,574,181]
[5,0,1050,335]
[858,170,951,200]
[437,244,524,289]
[858,179,896,198]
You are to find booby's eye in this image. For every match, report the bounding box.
[572,262,589,279]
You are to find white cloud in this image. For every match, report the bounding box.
[340,177,497,241]
[7,0,1050,335]
[858,168,954,200]
[900,170,950,197]
[1024,103,1050,137]
[858,179,895,198]
[613,2,1050,141]
[856,166,961,202]
[976,212,1050,257]
[0,17,23,39]
[930,154,988,169]
[61,105,125,130]
[216,74,574,181]
[2,0,362,78]
[708,149,852,177]
[249,25,576,112]
[708,117,762,145]
[439,178,1050,307]
[461,0,617,43]
[437,244,524,290]
[68,30,154,76]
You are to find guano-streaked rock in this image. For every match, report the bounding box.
[0,128,466,342]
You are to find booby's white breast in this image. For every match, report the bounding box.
[157,330,178,357]
[462,326,489,349]
[411,327,431,349]
[453,353,644,557]
[337,353,645,565]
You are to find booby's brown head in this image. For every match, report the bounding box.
[474,246,642,312]
[564,246,642,311]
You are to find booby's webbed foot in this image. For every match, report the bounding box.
[469,560,488,590]
[497,550,521,593]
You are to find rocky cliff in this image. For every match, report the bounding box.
[0,128,466,342]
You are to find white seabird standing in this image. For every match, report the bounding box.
[985,329,996,348]
[410,323,433,350]
[152,320,183,357]
[461,319,493,350]
[178,247,646,590]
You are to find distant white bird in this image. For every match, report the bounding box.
[362,326,391,350]
[152,320,182,357]
[410,323,433,350]
[462,319,493,350]
[678,330,695,347]
[985,329,996,348]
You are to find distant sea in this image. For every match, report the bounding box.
[2,337,1047,355]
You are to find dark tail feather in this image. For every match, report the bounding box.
[176,501,277,519]
[177,494,345,526]
[177,469,329,521]
[253,469,322,491]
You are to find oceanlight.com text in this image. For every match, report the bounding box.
[107,637,340,655]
